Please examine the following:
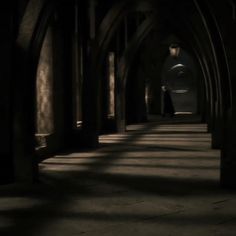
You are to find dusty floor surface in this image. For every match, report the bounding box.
[1,115,236,236]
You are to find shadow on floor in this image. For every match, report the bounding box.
[0,114,233,236]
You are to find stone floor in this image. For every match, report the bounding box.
[1,115,236,236]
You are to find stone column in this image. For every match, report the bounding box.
[221,51,236,188]
[211,100,223,149]
[81,0,99,147]
[221,107,236,188]
[0,4,14,183]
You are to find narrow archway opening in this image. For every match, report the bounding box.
[107,52,115,119]
[162,47,198,116]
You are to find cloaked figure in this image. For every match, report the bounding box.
[162,86,175,117]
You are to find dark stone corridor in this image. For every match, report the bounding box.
[1,1,236,235]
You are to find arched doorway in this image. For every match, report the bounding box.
[162,47,198,114]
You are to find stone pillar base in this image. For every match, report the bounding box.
[220,154,236,189]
